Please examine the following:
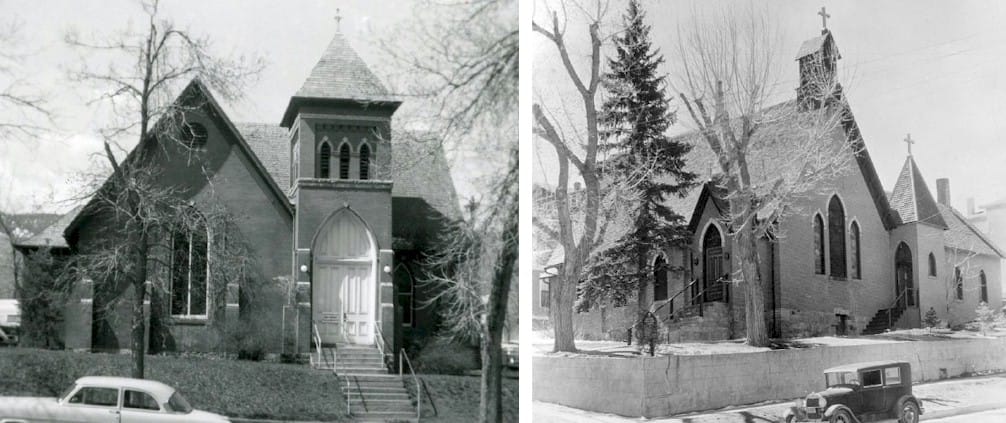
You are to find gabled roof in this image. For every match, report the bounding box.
[939,203,1005,258]
[14,206,82,249]
[65,78,295,241]
[889,156,948,229]
[236,122,292,191]
[674,101,896,231]
[281,33,401,127]
[795,30,842,60]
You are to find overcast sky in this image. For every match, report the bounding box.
[533,0,1006,214]
[0,0,498,213]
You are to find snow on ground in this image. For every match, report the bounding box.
[533,374,1006,422]
[881,327,1006,339]
[531,330,908,357]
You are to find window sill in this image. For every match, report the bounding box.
[171,316,209,326]
[829,276,848,282]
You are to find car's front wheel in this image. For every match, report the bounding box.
[898,401,920,423]
[829,409,854,423]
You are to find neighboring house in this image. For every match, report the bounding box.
[965,194,1006,302]
[12,32,459,359]
[0,213,63,299]
[535,26,1003,341]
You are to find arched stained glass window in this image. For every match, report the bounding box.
[171,209,209,317]
[359,143,371,180]
[813,214,825,275]
[850,221,861,279]
[928,253,937,277]
[318,142,331,179]
[828,196,847,278]
[339,143,351,179]
[980,270,988,303]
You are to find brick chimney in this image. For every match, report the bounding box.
[967,197,976,216]
[936,178,950,207]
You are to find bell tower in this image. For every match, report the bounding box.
[281,29,401,356]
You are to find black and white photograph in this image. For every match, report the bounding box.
[532,1,1006,422]
[0,0,516,422]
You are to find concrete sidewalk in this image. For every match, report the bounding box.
[534,374,1006,422]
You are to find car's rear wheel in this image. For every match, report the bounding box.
[829,409,853,423]
[898,401,920,423]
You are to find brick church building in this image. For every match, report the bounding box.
[536,26,1003,341]
[15,32,458,359]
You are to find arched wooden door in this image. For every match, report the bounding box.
[703,225,726,303]
[313,208,377,345]
[895,242,915,308]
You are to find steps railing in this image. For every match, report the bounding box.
[374,323,387,369]
[886,288,909,328]
[312,321,340,371]
[629,279,717,344]
[312,322,322,366]
[399,348,421,420]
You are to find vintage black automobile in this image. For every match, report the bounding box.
[785,361,923,423]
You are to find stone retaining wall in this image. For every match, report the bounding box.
[533,337,1006,418]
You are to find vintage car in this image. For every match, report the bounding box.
[503,342,519,369]
[0,376,230,423]
[785,361,923,423]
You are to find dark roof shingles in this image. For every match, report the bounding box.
[233,124,459,220]
[295,34,396,103]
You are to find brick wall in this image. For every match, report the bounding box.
[776,163,894,337]
[533,337,1006,418]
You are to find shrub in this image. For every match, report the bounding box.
[16,249,72,349]
[976,302,997,335]
[414,337,479,375]
[223,319,266,361]
[924,307,940,331]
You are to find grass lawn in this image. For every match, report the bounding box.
[407,373,519,422]
[0,348,518,422]
[0,348,347,420]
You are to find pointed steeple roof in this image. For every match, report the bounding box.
[889,156,948,229]
[295,34,392,101]
[281,33,401,127]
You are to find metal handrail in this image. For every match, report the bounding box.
[651,278,701,316]
[374,324,386,365]
[312,322,323,367]
[400,348,421,420]
[887,288,910,328]
[346,375,352,415]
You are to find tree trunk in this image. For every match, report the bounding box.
[636,245,649,317]
[130,235,149,379]
[735,222,768,347]
[551,270,577,352]
[479,183,518,423]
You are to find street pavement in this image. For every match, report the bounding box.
[924,408,1006,422]
[534,374,1006,422]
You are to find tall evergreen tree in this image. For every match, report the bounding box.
[582,0,696,318]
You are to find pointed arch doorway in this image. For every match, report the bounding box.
[895,242,915,309]
[312,208,377,345]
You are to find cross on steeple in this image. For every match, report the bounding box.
[818,6,831,30]
[904,133,916,156]
[334,8,342,33]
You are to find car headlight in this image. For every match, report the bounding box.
[818,397,827,408]
[795,398,805,408]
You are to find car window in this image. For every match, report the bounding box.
[69,387,119,407]
[59,384,78,402]
[124,390,160,411]
[165,392,193,413]
[885,367,902,385]
[862,370,883,387]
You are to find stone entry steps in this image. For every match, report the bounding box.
[863,306,906,335]
[338,345,417,422]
